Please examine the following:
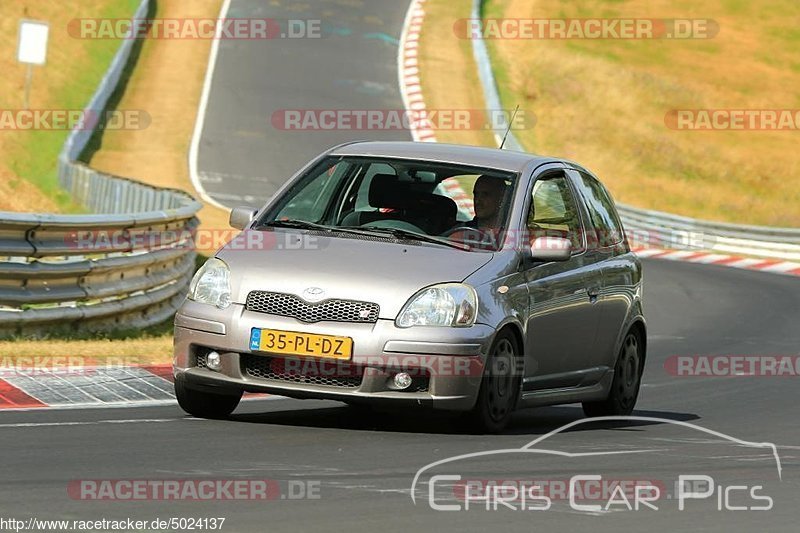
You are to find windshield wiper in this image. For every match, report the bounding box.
[258,219,333,231]
[341,226,471,251]
[259,219,394,239]
[260,220,471,250]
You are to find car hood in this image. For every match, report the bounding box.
[217,230,494,319]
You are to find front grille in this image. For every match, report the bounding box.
[245,291,379,323]
[242,354,364,389]
[195,353,208,368]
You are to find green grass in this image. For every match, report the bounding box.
[721,0,749,14]
[8,0,140,213]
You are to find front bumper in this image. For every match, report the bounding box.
[173,301,496,411]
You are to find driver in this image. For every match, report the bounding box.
[466,175,508,230]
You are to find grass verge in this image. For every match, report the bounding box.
[88,0,230,232]
[1,0,224,361]
[420,0,800,226]
[417,0,496,148]
[0,0,140,212]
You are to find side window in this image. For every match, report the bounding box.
[528,175,584,253]
[575,172,624,248]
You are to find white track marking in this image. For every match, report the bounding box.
[188,0,234,210]
[0,418,181,428]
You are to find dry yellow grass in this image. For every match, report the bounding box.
[89,0,229,233]
[419,0,800,226]
[0,169,58,212]
[0,338,171,363]
[417,0,496,148]
[481,0,800,226]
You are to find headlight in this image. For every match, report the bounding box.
[188,258,231,308]
[396,283,477,328]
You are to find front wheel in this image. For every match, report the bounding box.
[582,330,643,417]
[465,330,521,433]
[175,374,242,419]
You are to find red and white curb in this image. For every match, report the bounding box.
[398,0,435,143]
[440,179,475,216]
[0,365,174,410]
[0,365,273,410]
[632,247,800,277]
[398,0,475,217]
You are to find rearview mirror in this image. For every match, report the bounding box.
[529,236,572,262]
[229,206,257,230]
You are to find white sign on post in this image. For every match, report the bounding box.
[17,20,49,65]
[17,19,49,109]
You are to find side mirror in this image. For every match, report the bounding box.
[530,236,572,262]
[229,206,257,230]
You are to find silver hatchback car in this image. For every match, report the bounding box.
[173,142,646,432]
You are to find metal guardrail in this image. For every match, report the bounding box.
[617,206,800,260]
[470,0,800,260]
[0,0,203,337]
[59,0,151,163]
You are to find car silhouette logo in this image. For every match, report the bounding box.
[302,287,326,302]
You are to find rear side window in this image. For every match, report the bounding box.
[576,172,625,248]
[528,175,585,253]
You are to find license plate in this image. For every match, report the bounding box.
[249,328,353,360]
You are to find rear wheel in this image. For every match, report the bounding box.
[175,374,242,419]
[465,330,521,433]
[582,330,642,417]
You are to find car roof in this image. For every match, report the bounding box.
[329,141,557,173]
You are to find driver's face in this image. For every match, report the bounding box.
[473,177,506,222]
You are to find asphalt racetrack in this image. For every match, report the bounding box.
[194,0,411,209]
[2,260,798,531]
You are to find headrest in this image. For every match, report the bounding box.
[413,193,457,219]
[369,174,420,208]
[368,174,457,219]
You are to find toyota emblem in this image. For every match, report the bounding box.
[302,287,326,302]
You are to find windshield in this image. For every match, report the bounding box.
[257,156,519,251]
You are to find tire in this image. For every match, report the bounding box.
[174,374,242,419]
[582,330,643,418]
[465,330,521,433]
